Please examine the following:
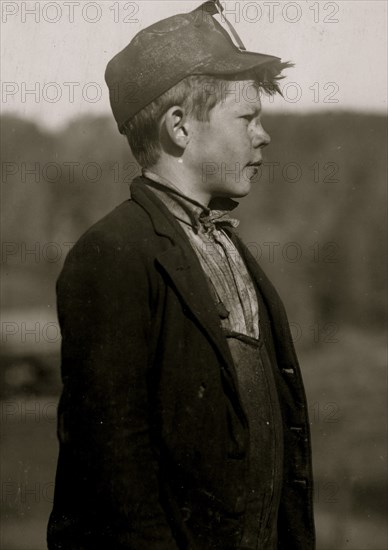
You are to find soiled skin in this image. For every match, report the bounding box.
[151,86,270,204]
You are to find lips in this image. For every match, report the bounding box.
[244,162,262,180]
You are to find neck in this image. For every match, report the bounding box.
[146,159,212,206]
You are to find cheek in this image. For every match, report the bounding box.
[223,131,251,162]
[191,126,217,156]
[192,122,250,164]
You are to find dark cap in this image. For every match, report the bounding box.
[105,0,281,133]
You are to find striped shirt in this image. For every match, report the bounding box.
[142,170,259,340]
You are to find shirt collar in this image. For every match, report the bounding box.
[142,169,239,233]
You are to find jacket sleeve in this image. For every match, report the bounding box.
[48,231,179,549]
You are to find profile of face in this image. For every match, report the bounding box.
[186,80,271,200]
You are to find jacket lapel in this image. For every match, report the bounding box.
[130,178,244,411]
[228,230,300,371]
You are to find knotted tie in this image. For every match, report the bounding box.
[197,209,240,235]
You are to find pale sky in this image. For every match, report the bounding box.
[1,0,387,129]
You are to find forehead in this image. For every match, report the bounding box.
[215,80,262,114]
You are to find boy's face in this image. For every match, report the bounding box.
[187,80,270,200]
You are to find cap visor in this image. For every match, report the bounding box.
[192,50,281,76]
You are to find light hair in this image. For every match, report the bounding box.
[123,62,292,168]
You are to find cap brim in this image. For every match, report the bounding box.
[191,50,281,76]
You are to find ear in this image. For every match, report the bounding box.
[162,106,191,150]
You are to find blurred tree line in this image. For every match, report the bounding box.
[1,112,386,336]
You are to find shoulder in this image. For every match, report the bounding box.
[58,198,157,288]
[76,198,153,248]
[69,197,159,258]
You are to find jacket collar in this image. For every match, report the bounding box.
[130,176,247,421]
[130,176,282,309]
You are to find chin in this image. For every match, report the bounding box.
[212,180,252,200]
[230,182,252,198]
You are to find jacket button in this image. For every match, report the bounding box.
[290,426,303,434]
[293,479,307,487]
[282,367,295,375]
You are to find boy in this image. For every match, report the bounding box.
[48,2,315,549]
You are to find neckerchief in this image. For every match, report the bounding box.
[142,169,240,235]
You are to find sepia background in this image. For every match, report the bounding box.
[1,1,387,549]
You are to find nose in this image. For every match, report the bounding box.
[252,122,271,149]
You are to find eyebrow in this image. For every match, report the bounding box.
[239,105,262,116]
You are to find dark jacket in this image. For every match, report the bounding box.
[47,176,315,550]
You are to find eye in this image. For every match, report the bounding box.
[240,115,253,123]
